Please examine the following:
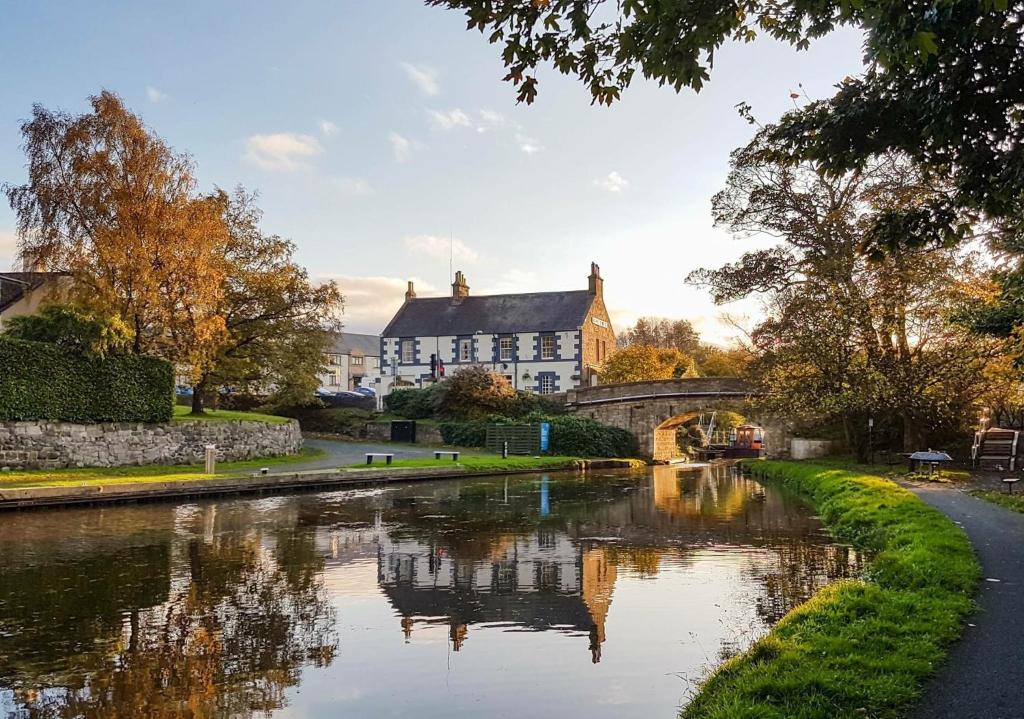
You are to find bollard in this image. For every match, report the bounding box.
[204,445,217,474]
[502,441,509,459]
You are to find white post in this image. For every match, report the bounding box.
[204,445,217,474]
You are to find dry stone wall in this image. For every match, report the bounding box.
[0,419,302,470]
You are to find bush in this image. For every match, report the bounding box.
[439,366,515,419]
[0,336,173,423]
[384,384,446,418]
[439,420,489,447]
[274,404,377,435]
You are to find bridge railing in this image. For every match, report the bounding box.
[565,377,757,406]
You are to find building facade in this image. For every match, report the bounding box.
[0,272,71,330]
[376,263,615,395]
[319,332,381,392]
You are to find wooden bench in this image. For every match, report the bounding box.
[434,450,460,461]
[365,453,394,465]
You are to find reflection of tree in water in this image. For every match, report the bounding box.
[748,541,864,624]
[6,526,337,719]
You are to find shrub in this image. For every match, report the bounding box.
[0,336,173,423]
[384,384,445,418]
[438,420,489,447]
[438,366,515,419]
[2,304,133,357]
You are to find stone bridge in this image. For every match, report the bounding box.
[564,378,788,461]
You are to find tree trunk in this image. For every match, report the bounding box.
[191,383,205,414]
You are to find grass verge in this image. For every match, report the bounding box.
[172,405,290,424]
[350,455,580,472]
[969,489,1024,514]
[0,447,326,489]
[682,460,979,719]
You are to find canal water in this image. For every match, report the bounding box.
[0,464,861,718]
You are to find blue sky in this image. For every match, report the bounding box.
[0,1,865,342]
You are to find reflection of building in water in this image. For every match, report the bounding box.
[378,531,616,661]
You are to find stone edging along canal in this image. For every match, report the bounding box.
[681,460,980,719]
[0,459,638,511]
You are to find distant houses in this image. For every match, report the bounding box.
[375,262,615,395]
[319,332,381,392]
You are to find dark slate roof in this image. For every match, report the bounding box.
[382,290,595,337]
[328,331,381,356]
[0,272,67,312]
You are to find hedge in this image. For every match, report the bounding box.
[439,415,637,458]
[0,336,174,423]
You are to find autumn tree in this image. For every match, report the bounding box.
[600,344,692,384]
[4,91,227,367]
[690,134,997,454]
[437,366,516,419]
[191,189,343,413]
[617,317,700,355]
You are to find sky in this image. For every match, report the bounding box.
[0,1,866,343]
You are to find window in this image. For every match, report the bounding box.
[503,374,514,385]
[499,336,513,361]
[401,339,415,364]
[540,335,556,360]
[601,340,607,361]
[327,353,343,366]
[595,338,601,362]
[459,338,473,362]
[351,355,363,366]
[540,375,555,394]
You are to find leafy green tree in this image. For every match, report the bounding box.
[191,189,342,413]
[617,317,700,355]
[690,136,996,454]
[601,343,692,383]
[2,304,132,357]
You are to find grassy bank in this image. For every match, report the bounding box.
[970,489,1024,514]
[350,455,581,472]
[172,405,290,424]
[683,460,979,719]
[0,447,325,489]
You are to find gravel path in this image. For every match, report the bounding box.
[902,482,1024,719]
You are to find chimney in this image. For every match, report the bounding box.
[405,280,416,301]
[452,270,469,299]
[588,262,603,296]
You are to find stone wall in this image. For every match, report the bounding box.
[0,419,302,470]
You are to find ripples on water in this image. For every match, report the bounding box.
[0,464,862,719]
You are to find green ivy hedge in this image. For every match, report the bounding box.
[439,415,637,458]
[0,336,174,423]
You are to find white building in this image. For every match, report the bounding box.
[319,332,381,392]
[375,263,616,396]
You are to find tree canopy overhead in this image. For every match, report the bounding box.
[428,0,1023,251]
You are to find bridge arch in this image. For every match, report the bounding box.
[564,378,785,461]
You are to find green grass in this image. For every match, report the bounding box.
[172,405,290,424]
[0,447,325,489]
[683,460,979,719]
[351,455,580,472]
[970,489,1024,514]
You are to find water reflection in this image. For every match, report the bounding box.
[0,464,861,719]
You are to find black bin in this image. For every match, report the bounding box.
[390,420,417,443]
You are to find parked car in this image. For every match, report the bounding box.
[175,385,194,397]
[353,387,376,398]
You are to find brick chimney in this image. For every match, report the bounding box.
[452,270,469,299]
[588,262,603,296]
[405,280,416,301]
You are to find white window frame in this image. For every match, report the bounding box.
[459,338,473,362]
[540,375,555,394]
[540,335,556,360]
[499,336,513,361]
[401,339,415,364]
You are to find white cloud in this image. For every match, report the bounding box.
[516,133,542,155]
[333,177,372,196]
[404,234,479,263]
[316,275,440,333]
[146,86,168,103]
[389,132,413,163]
[476,109,506,133]
[244,133,322,171]
[400,62,439,96]
[594,171,629,193]
[318,119,339,136]
[428,108,471,131]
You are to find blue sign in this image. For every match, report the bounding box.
[539,422,550,452]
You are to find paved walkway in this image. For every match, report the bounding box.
[902,482,1024,719]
